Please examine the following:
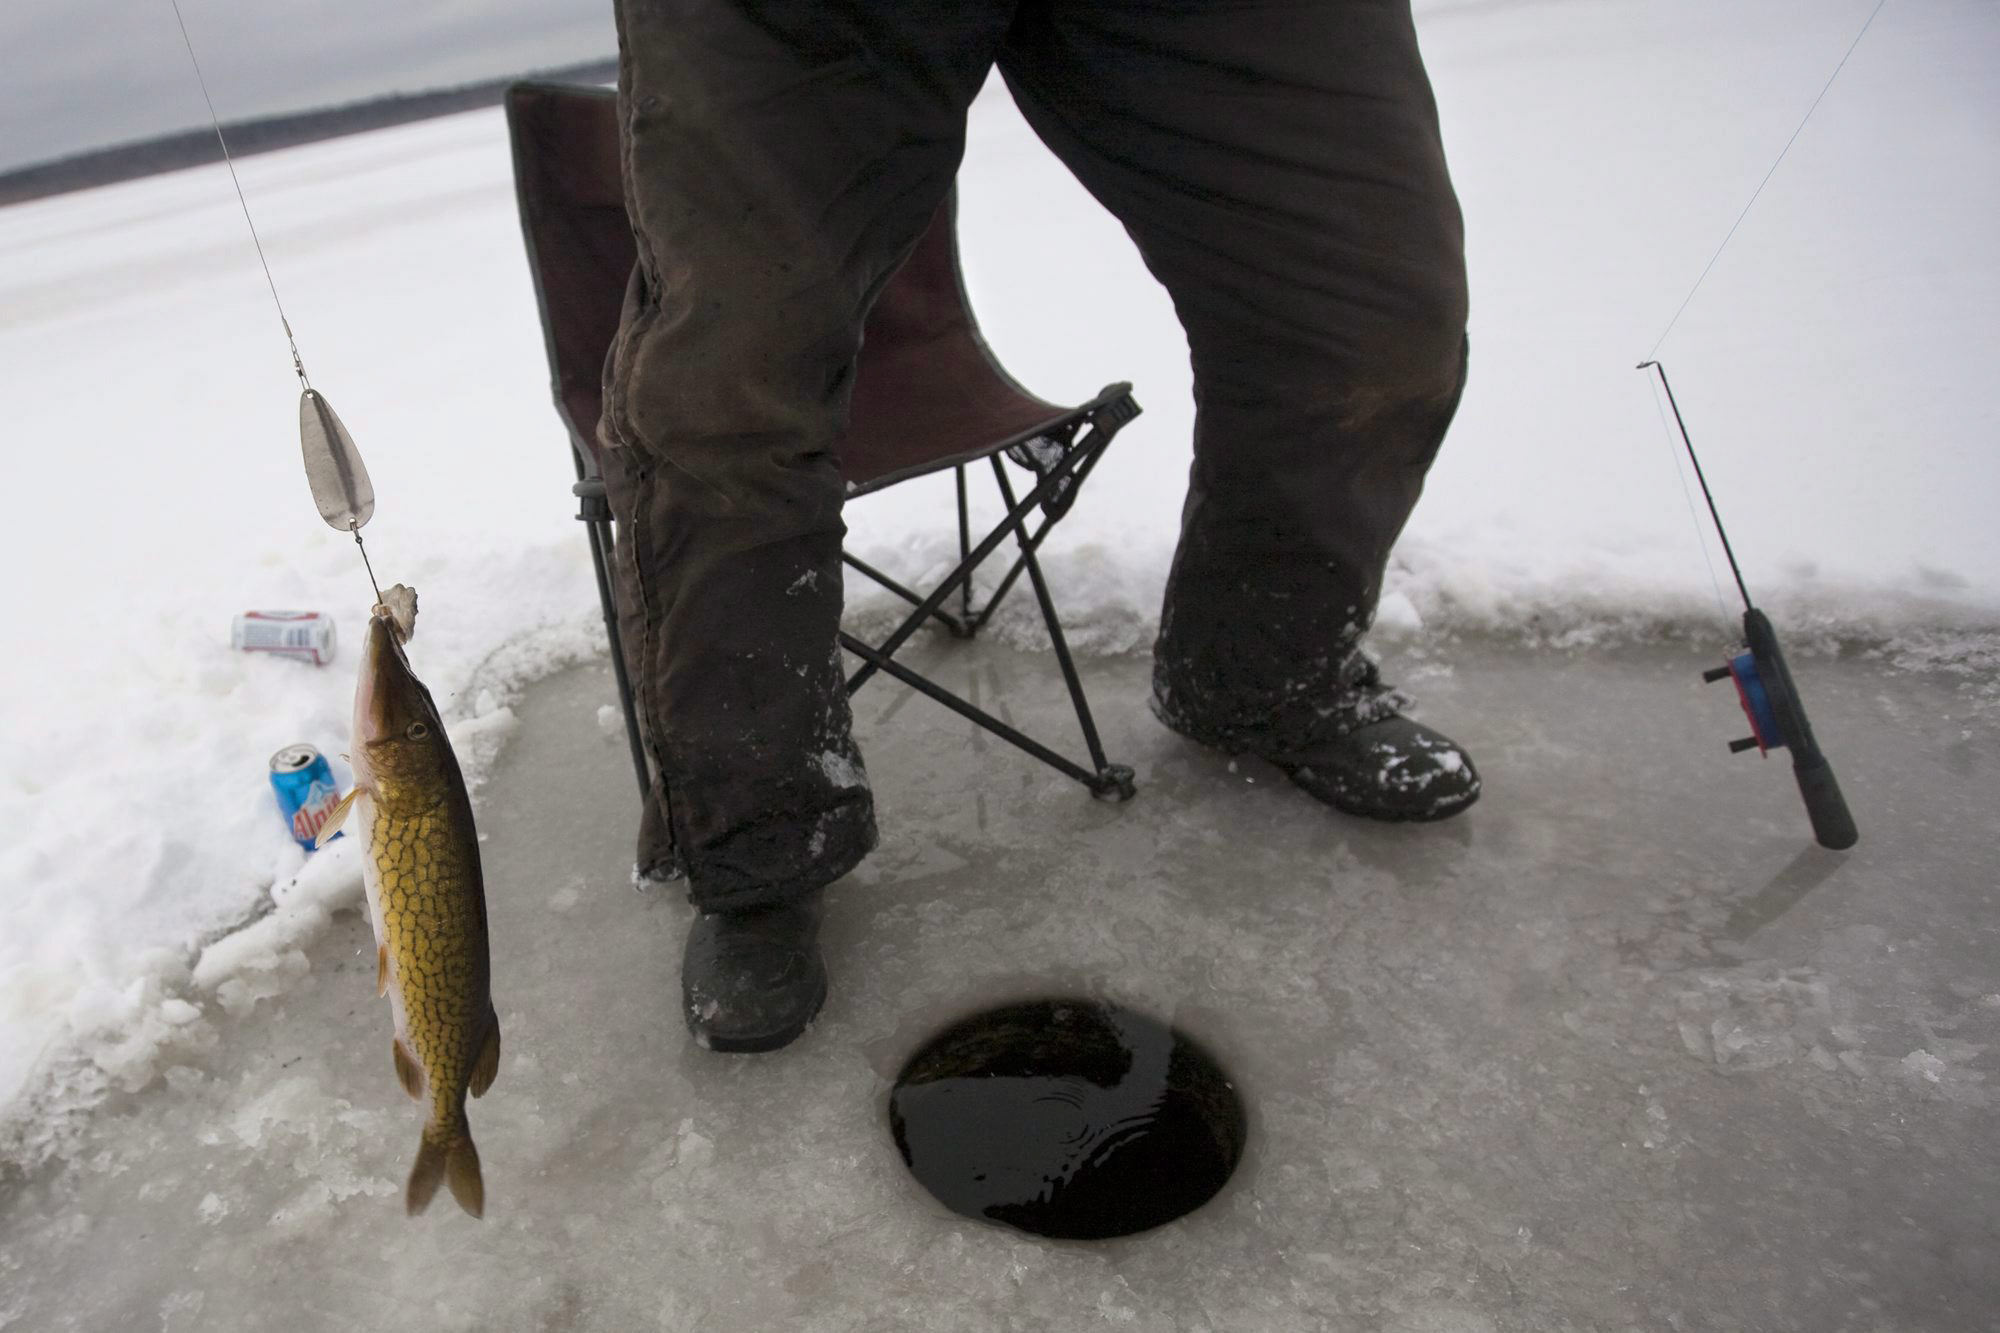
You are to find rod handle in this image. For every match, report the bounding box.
[1793,756,1858,851]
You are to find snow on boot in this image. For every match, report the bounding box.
[1270,713,1481,822]
[681,893,828,1053]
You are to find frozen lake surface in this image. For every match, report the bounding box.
[2,640,1994,1330]
[3,0,1997,1133]
[1,0,1997,1324]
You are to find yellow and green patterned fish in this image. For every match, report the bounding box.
[321,601,499,1217]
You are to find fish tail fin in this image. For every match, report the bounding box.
[406,1120,482,1219]
[405,1129,448,1217]
[446,1132,485,1219]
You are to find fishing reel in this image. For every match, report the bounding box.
[1702,609,1858,850]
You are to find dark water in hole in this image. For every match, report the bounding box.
[889,998,1247,1240]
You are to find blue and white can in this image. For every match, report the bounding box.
[270,744,344,851]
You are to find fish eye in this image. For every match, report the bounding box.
[406,722,429,740]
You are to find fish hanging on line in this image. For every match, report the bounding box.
[167,0,503,1213]
[319,587,500,1217]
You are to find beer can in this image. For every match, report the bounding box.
[232,611,337,666]
[271,744,345,851]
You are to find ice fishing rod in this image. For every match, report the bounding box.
[1637,362,1857,850]
[1631,1,1883,852]
[168,0,384,600]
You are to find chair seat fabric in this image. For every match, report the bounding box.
[506,82,1076,489]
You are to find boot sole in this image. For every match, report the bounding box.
[1322,783,1481,823]
[1284,766,1482,824]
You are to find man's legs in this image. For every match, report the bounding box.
[604,0,1008,1046]
[999,0,1478,818]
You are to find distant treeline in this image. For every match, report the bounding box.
[0,57,619,209]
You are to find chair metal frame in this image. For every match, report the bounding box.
[836,385,1141,798]
[572,388,1141,803]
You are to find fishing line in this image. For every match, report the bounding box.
[167,0,309,388]
[168,0,387,597]
[354,527,385,605]
[1644,0,1889,360]
[1633,0,1891,612]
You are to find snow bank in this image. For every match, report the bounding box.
[4,0,1999,1156]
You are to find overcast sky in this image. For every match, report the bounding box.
[0,0,616,174]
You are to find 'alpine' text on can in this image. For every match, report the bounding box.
[271,744,344,851]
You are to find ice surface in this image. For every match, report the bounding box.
[2,0,1999,1251]
[0,643,1994,1329]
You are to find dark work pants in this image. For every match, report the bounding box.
[602,0,1469,912]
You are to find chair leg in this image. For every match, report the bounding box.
[841,551,968,638]
[971,427,1115,629]
[989,455,1134,801]
[572,449,651,801]
[844,436,1099,696]
[956,464,975,633]
[839,632,1115,792]
[834,395,1142,801]
[583,514,651,801]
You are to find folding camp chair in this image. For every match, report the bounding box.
[504,80,1143,813]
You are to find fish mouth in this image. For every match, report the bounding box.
[356,609,425,747]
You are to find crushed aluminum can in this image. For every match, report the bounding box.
[232,610,337,666]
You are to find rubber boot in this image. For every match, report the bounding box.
[1267,714,1481,822]
[1156,649,1481,823]
[681,892,828,1054]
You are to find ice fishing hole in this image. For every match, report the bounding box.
[889,998,1246,1240]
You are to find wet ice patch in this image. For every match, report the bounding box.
[642,1117,716,1200]
[222,1074,398,1224]
[1902,1050,1947,1083]
[1894,1043,1990,1104]
[1382,1304,1499,1333]
[158,1290,206,1333]
[1675,967,1835,1075]
[549,878,584,913]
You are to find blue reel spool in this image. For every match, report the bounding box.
[1713,651,1784,754]
[1702,610,1857,849]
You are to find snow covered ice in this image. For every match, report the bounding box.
[2,0,1999,1327]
